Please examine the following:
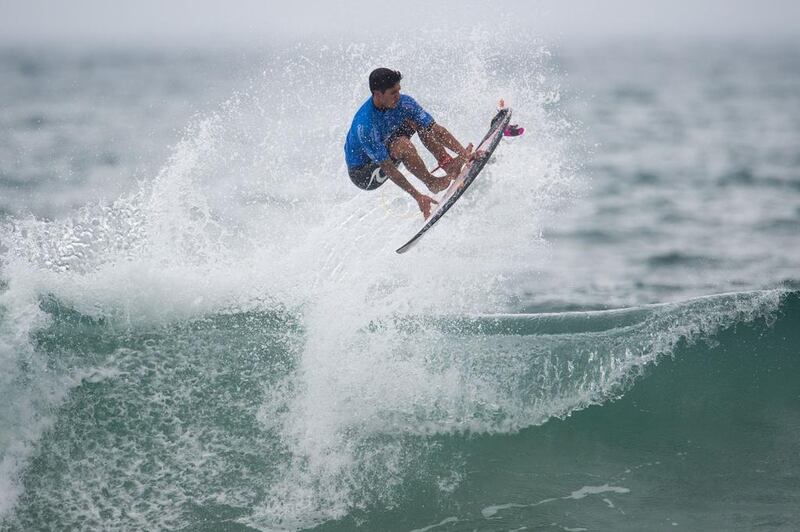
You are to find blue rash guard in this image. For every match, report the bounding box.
[344,94,434,168]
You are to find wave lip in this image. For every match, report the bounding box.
[245,289,788,529]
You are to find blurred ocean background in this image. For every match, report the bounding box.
[1,7,799,531]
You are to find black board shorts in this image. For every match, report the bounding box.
[348,158,401,190]
[347,120,427,191]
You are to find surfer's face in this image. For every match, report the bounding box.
[375,83,401,109]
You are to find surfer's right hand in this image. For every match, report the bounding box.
[416,194,438,219]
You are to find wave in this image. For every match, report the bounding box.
[554,288,799,425]
[1,288,792,530]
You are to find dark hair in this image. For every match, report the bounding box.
[369,68,402,93]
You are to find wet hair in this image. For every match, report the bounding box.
[369,68,402,93]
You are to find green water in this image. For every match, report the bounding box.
[2,291,797,531]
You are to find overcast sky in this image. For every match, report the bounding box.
[2,0,799,46]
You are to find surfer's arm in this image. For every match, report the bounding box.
[381,160,437,219]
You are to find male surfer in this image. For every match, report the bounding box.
[344,68,476,219]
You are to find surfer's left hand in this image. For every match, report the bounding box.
[416,194,439,219]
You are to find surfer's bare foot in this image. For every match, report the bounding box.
[444,152,471,179]
[426,178,451,194]
[442,157,465,180]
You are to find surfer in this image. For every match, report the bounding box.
[344,68,477,219]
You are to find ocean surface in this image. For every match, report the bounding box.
[1,33,799,531]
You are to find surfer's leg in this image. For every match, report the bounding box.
[388,137,450,194]
[400,120,461,178]
[416,125,449,164]
[417,125,468,179]
[388,137,429,180]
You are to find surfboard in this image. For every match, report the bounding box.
[395,107,512,254]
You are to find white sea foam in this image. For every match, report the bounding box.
[482,483,630,519]
[0,31,572,527]
[410,516,459,532]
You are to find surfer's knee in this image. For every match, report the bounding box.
[417,121,435,137]
[389,136,416,159]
